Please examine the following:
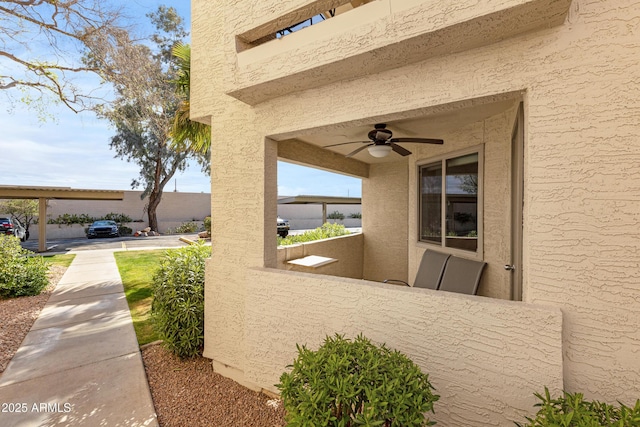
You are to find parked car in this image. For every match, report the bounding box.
[0,215,27,241]
[277,217,290,238]
[86,220,120,239]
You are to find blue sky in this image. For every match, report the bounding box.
[0,1,362,198]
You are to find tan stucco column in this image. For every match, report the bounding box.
[38,198,47,252]
[264,137,278,268]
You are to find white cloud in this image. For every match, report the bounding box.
[0,103,209,192]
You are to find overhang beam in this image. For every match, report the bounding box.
[278,139,369,179]
[0,186,124,200]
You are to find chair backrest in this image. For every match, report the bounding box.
[413,250,451,290]
[438,256,486,295]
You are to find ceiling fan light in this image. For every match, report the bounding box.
[368,145,392,158]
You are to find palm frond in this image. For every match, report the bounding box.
[169,43,211,154]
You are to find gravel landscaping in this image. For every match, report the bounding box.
[0,265,64,374]
[142,344,286,426]
[0,263,287,427]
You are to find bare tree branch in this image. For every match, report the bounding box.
[0,0,128,112]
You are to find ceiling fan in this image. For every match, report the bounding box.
[323,123,443,158]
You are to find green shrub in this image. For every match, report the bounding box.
[119,226,133,236]
[349,212,362,219]
[204,216,211,234]
[47,212,132,226]
[48,213,95,225]
[327,210,345,220]
[103,212,132,223]
[151,243,209,357]
[277,334,439,426]
[0,235,49,298]
[277,223,350,246]
[517,387,640,427]
[172,221,199,234]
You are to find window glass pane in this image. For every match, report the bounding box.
[445,153,478,251]
[420,162,442,244]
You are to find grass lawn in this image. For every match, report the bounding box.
[114,249,168,346]
[43,254,76,267]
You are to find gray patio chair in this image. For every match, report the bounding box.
[438,256,486,295]
[383,249,451,289]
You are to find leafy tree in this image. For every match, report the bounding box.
[87,7,206,232]
[457,174,478,194]
[0,0,126,113]
[0,199,40,235]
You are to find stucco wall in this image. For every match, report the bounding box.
[245,268,563,426]
[276,233,364,278]
[213,0,571,104]
[407,107,517,299]
[362,161,409,282]
[37,190,210,234]
[194,0,640,412]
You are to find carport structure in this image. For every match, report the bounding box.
[0,186,124,252]
[277,195,361,224]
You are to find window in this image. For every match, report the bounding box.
[419,147,483,254]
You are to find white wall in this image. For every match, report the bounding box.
[278,203,362,229]
[27,190,210,236]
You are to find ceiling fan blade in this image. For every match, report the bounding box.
[346,144,372,158]
[390,137,443,145]
[324,140,369,148]
[390,143,412,156]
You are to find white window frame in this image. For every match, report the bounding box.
[417,145,484,260]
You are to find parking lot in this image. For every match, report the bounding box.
[21,233,202,253]
[20,227,362,254]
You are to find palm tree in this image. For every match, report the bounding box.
[170,43,211,154]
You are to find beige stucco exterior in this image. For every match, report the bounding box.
[277,233,364,278]
[192,0,640,424]
[245,269,563,425]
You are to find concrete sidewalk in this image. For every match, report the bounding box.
[0,250,158,427]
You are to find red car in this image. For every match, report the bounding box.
[0,215,27,241]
